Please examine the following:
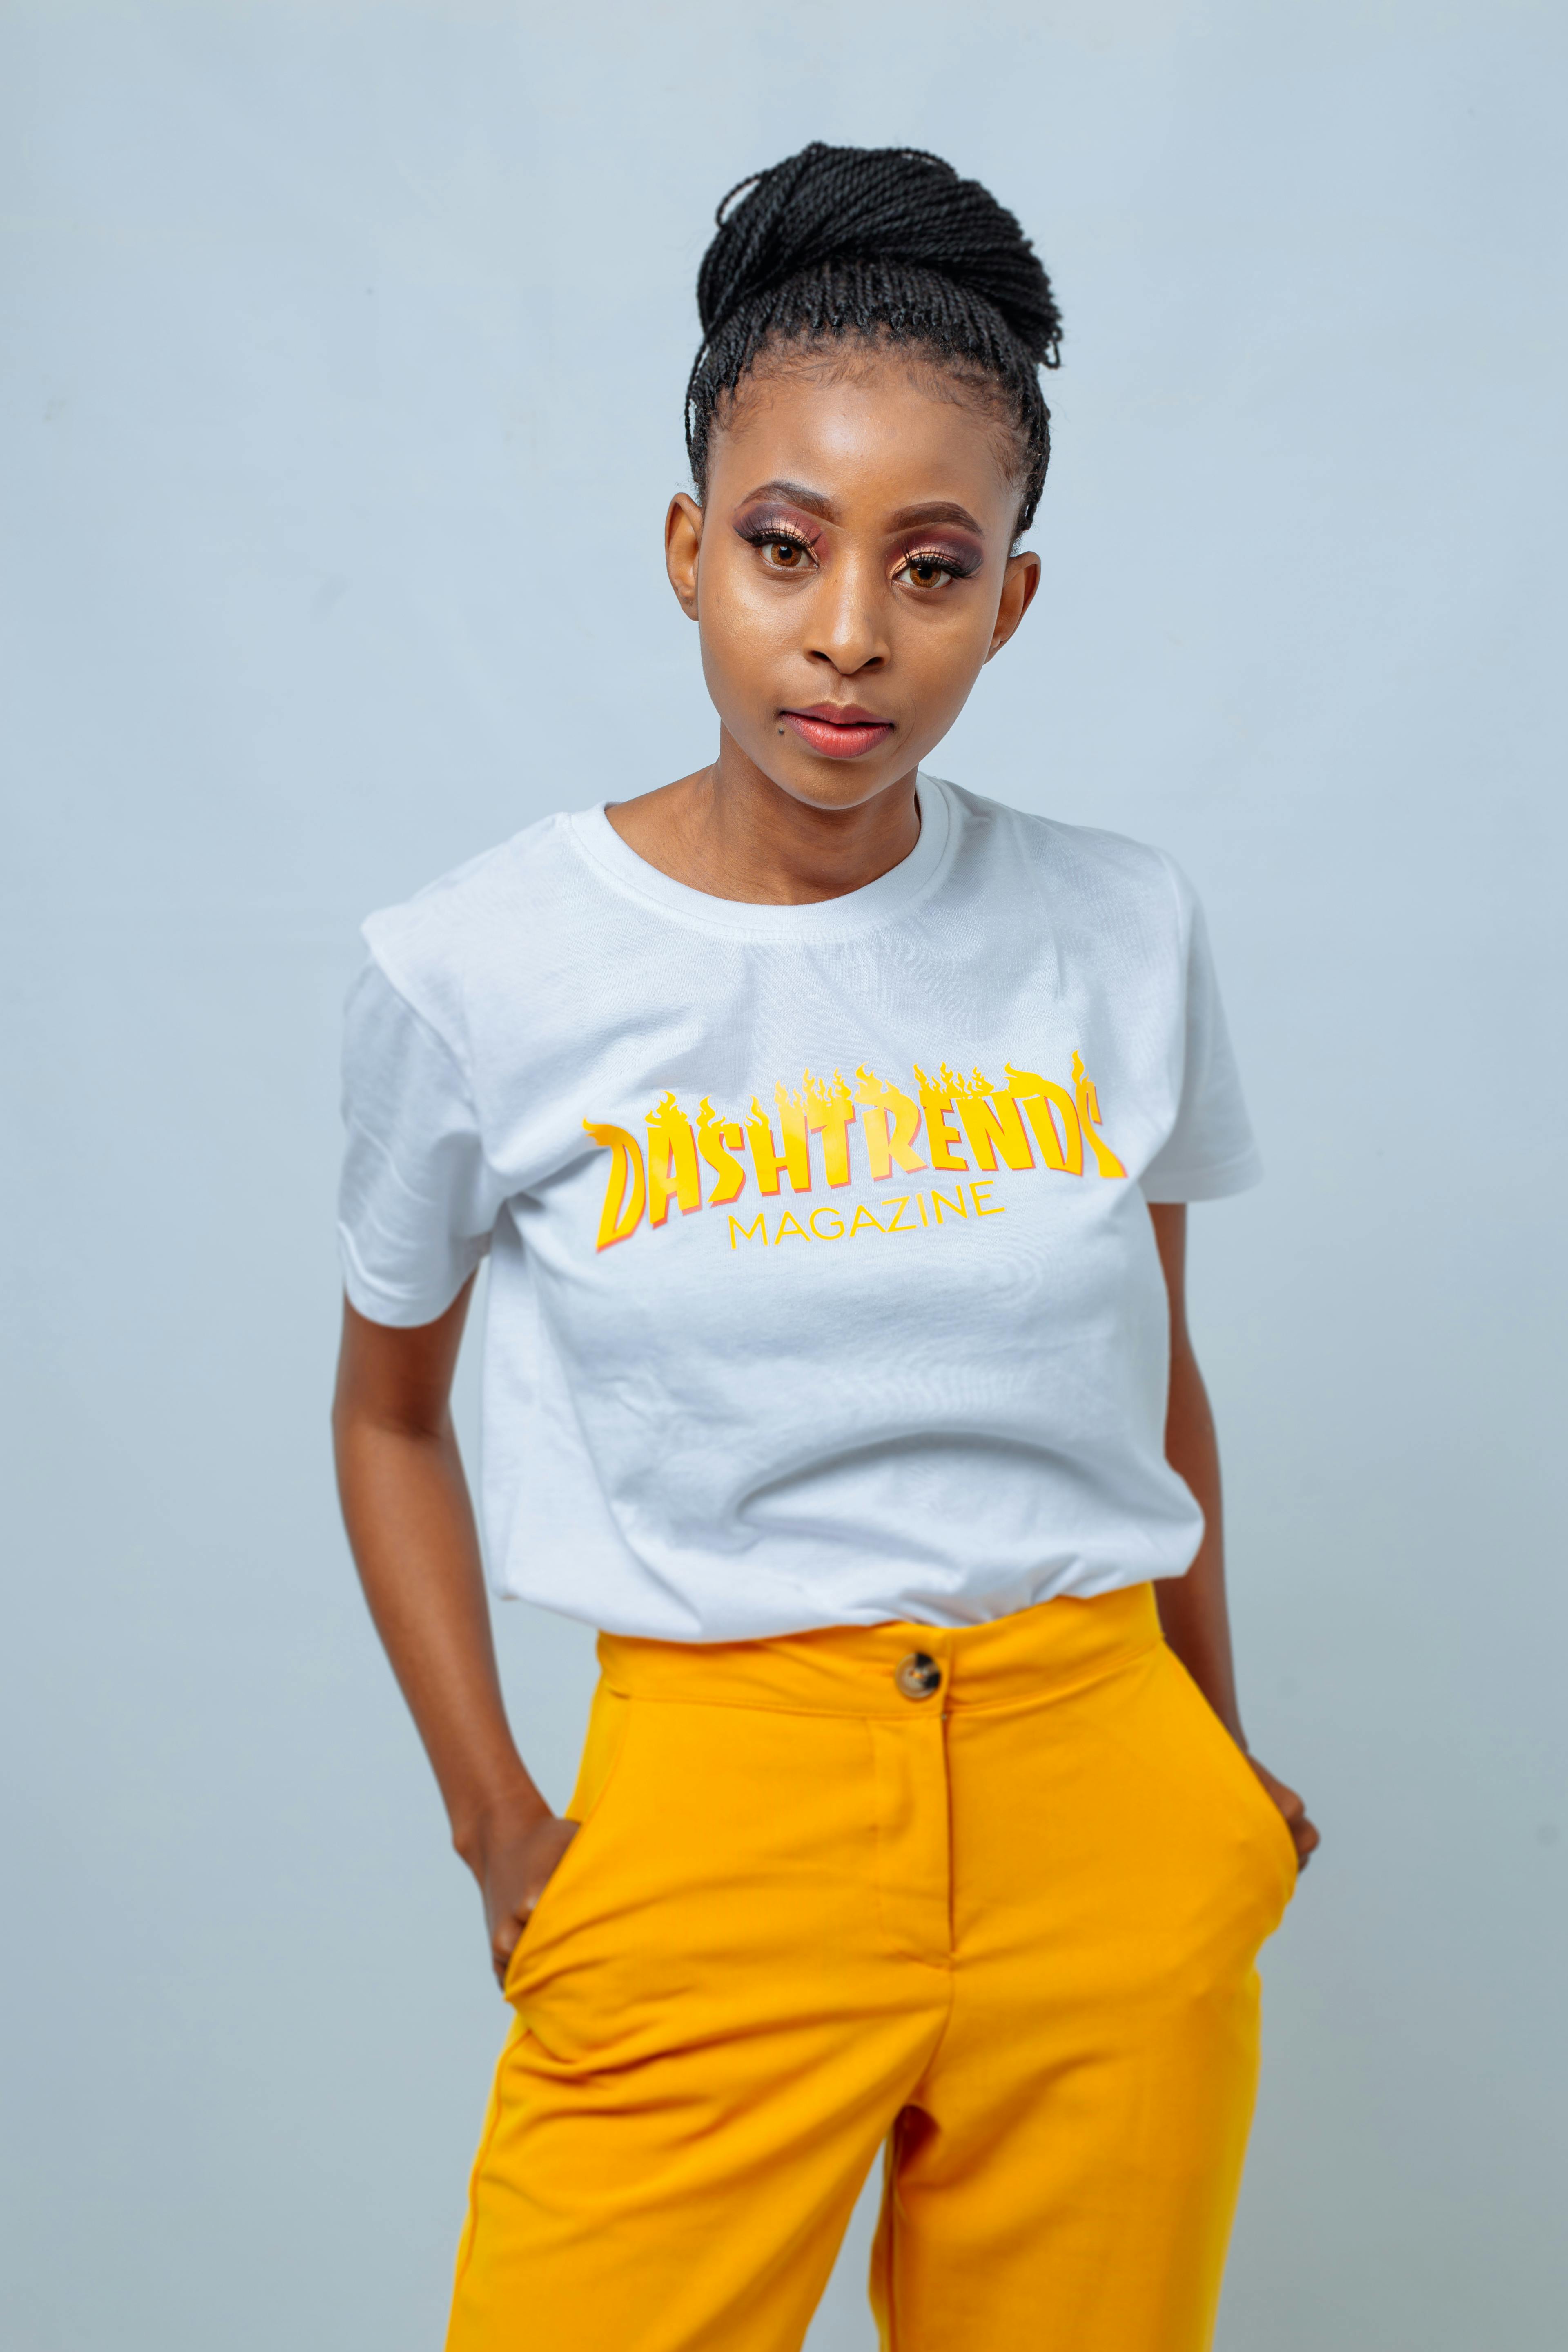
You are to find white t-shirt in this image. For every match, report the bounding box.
[338,776,1261,1642]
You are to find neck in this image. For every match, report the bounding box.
[607,729,922,905]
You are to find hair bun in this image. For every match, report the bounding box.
[697,142,1061,366]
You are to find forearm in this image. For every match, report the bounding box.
[1145,1203,1246,1744]
[333,1395,547,1863]
[1155,1339,1245,1743]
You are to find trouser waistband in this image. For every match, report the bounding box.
[596,1581,1162,1717]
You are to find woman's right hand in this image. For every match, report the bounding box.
[334,1291,572,1996]
[476,1804,582,1989]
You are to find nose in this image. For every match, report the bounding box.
[803,550,888,677]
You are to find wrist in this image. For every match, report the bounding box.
[451,1779,550,1872]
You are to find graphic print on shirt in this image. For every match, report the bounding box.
[583,1054,1125,1251]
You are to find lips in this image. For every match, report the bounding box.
[782,704,895,760]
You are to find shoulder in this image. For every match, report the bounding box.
[357,811,587,1055]
[938,779,1189,938]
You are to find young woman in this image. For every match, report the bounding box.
[333,143,1318,2352]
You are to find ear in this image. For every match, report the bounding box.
[665,494,704,620]
[984,549,1041,662]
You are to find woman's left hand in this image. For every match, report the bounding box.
[1248,1757,1320,1872]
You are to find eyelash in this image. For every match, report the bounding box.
[741,521,818,562]
[739,523,978,584]
[897,545,979,584]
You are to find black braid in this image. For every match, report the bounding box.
[686,144,1062,535]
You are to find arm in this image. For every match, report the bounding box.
[332,1283,579,1982]
[1149,1203,1319,1869]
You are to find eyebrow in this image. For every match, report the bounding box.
[735,481,987,536]
[887,499,986,535]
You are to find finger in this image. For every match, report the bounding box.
[1272,1782,1306,1826]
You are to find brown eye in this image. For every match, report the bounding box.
[737,516,819,570]
[897,549,970,591]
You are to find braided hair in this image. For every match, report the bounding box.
[686,143,1062,535]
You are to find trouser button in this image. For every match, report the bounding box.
[895,1651,942,1700]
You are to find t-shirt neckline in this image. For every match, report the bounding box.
[566,773,954,940]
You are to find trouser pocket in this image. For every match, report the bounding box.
[502,1681,634,2000]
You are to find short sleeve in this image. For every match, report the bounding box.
[336,955,508,1326]
[1140,874,1263,1203]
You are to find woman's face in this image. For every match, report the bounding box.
[666,352,1041,811]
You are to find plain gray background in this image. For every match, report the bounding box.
[3,2,1564,2346]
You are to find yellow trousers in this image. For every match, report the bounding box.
[447,1584,1296,2352]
